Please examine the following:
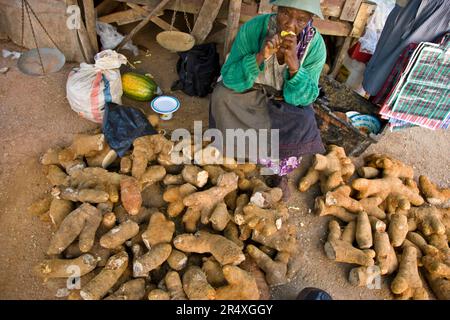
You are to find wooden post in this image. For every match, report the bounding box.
[329,36,352,78]
[115,0,171,50]
[191,0,225,44]
[82,0,99,53]
[258,0,272,14]
[340,0,363,22]
[224,0,242,57]
[126,3,179,31]
[350,1,377,38]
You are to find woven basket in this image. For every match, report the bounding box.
[156,31,196,52]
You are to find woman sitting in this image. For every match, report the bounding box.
[209,0,327,192]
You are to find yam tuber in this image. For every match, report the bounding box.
[391,247,427,299]
[324,221,375,266]
[298,145,354,193]
[139,165,166,187]
[419,175,450,207]
[46,165,69,186]
[163,183,197,217]
[120,156,132,174]
[86,144,117,169]
[36,254,97,279]
[47,203,102,255]
[202,257,227,287]
[224,221,245,249]
[80,251,129,300]
[141,211,175,249]
[373,230,398,275]
[57,134,104,163]
[359,197,386,220]
[182,266,216,300]
[120,176,142,215]
[165,271,187,300]
[41,147,62,165]
[388,213,409,247]
[28,196,52,221]
[325,186,363,213]
[100,220,140,249]
[131,134,173,179]
[246,245,289,286]
[104,279,146,300]
[357,167,380,179]
[408,206,446,236]
[173,231,245,266]
[181,165,209,188]
[133,243,172,277]
[163,174,185,185]
[352,177,424,206]
[364,154,414,179]
[215,265,260,300]
[52,186,109,203]
[249,178,283,209]
[235,203,288,237]
[148,289,170,300]
[355,211,373,249]
[239,254,271,300]
[167,249,188,271]
[209,202,231,231]
[349,266,382,287]
[182,172,238,227]
[314,196,356,222]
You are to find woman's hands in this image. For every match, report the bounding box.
[281,34,300,77]
[256,33,299,77]
[256,34,282,65]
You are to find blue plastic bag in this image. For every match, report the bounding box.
[102,102,157,157]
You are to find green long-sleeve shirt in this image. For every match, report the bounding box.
[221,13,326,106]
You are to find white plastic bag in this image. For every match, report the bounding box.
[359,0,396,54]
[96,22,139,56]
[66,50,127,123]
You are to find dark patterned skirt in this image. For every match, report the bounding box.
[209,82,325,160]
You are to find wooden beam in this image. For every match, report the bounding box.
[126,3,178,31]
[329,36,352,78]
[224,0,241,57]
[340,0,363,22]
[82,0,98,53]
[99,9,146,25]
[321,0,346,18]
[258,0,273,14]
[350,1,376,38]
[95,0,120,17]
[191,0,225,44]
[313,18,352,36]
[116,0,171,50]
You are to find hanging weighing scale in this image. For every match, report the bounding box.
[17,0,65,76]
[156,0,196,52]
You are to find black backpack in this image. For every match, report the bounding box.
[171,43,221,97]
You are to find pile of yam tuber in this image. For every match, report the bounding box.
[298,146,450,300]
[29,130,303,300]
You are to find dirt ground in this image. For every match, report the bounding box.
[0,23,449,300]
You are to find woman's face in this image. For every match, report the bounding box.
[276,7,312,35]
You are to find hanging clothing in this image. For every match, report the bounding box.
[379,34,450,130]
[363,0,450,96]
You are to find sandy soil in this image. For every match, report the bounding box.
[0,24,448,300]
